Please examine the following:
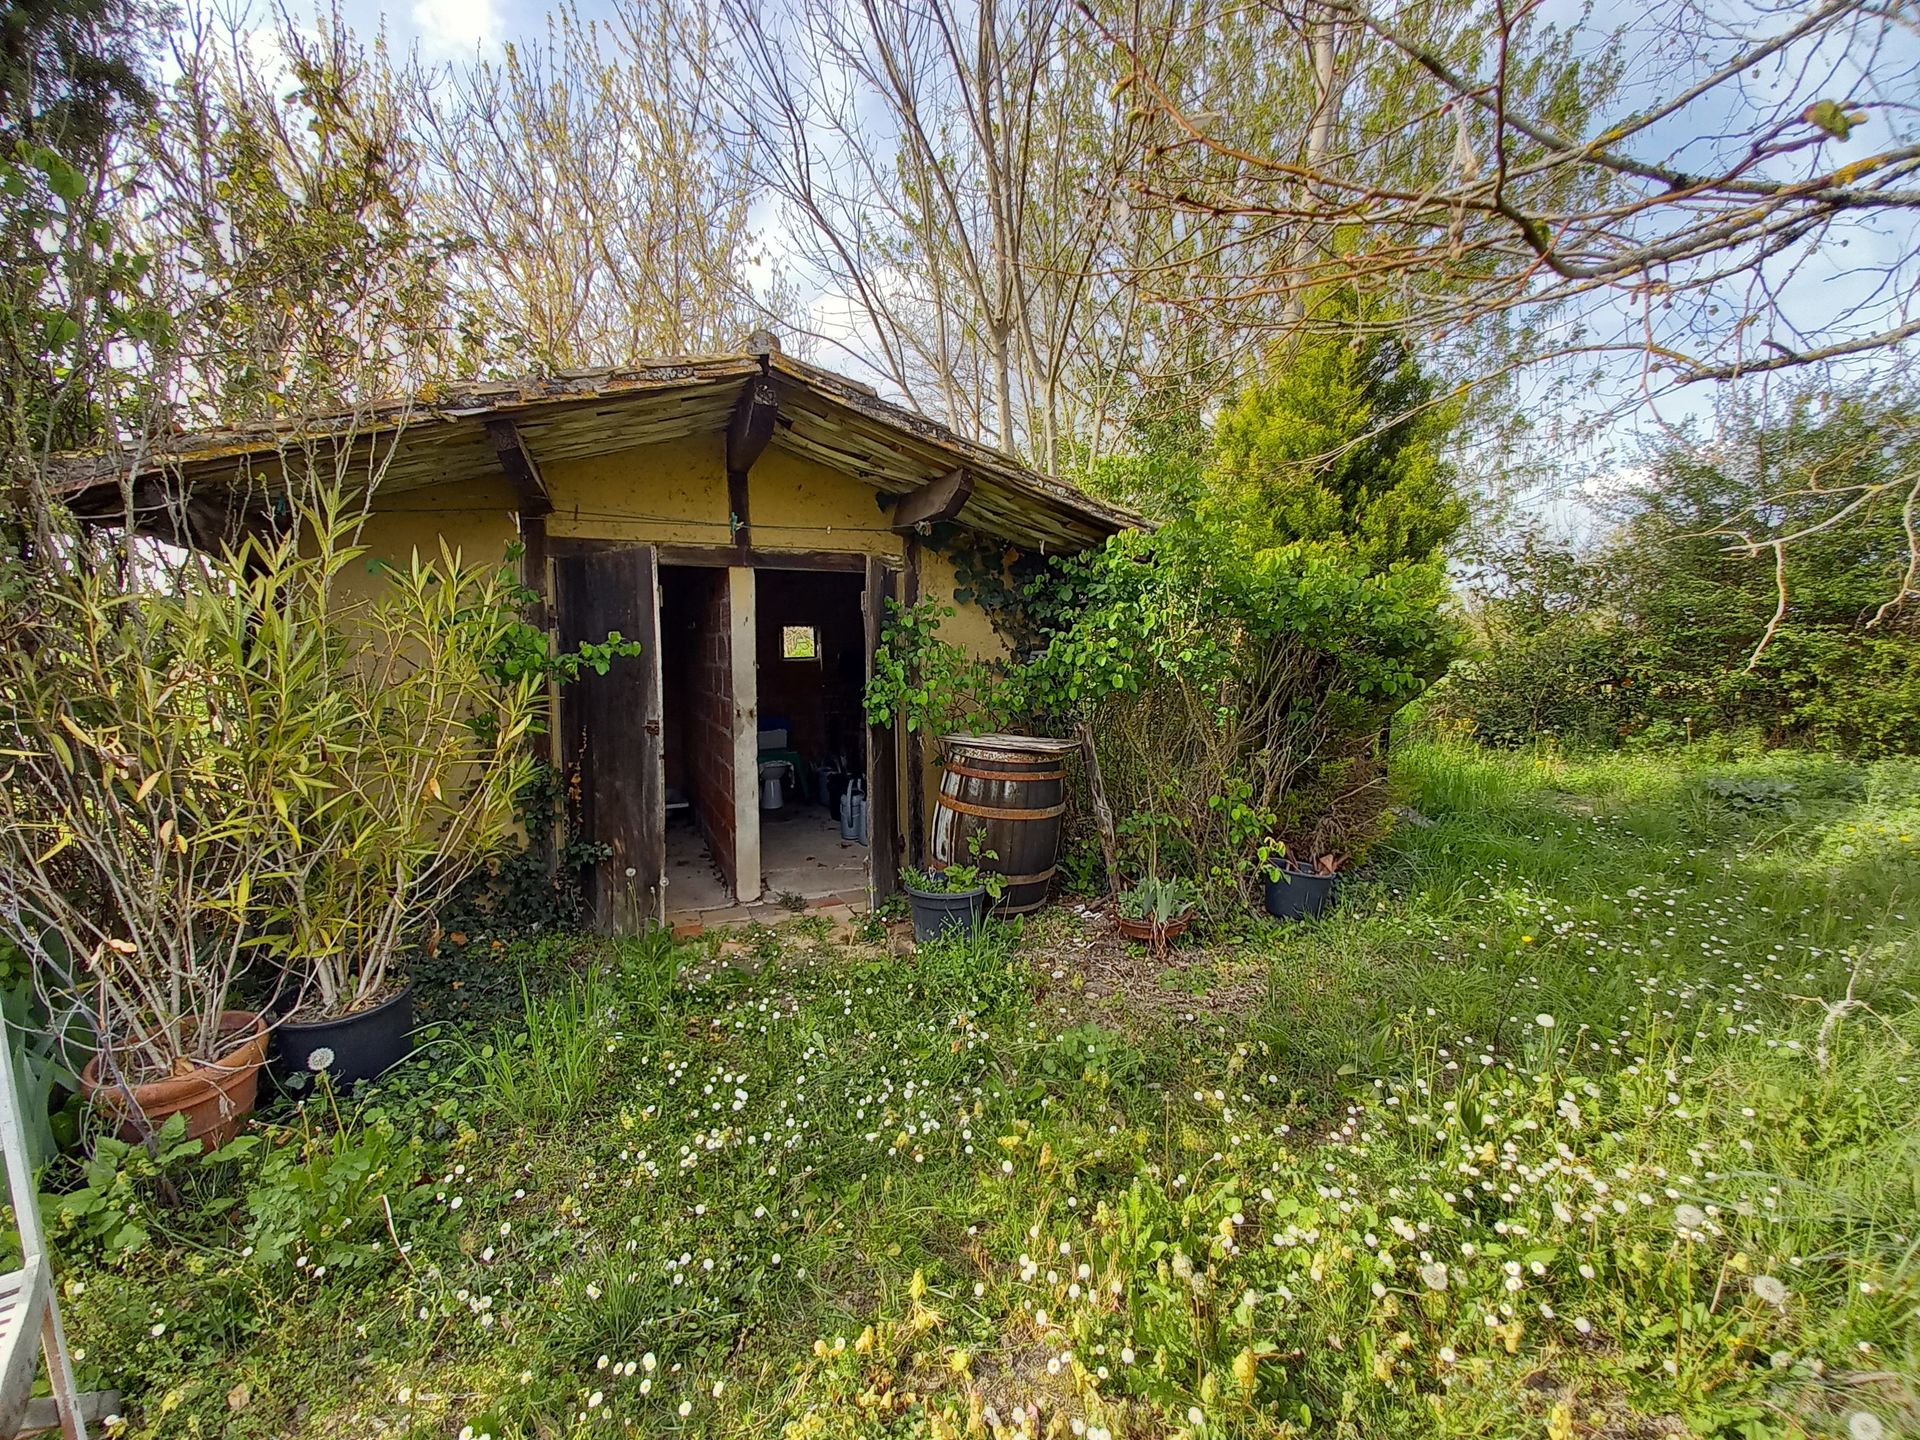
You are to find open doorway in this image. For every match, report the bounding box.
[752,569,868,903]
[659,564,736,912]
[561,549,895,929]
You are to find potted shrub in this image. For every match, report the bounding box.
[269,533,544,1090]
[0,531,326,1147]
[1259,840,1343,921]
[900,832,1004,941]
[1115,873,1202,954]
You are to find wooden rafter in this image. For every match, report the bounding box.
[485,418,552,517]
[725,376,780,549]
[726,377,779,475]
[889,467,973,532]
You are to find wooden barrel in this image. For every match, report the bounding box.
[930,734,1077,914]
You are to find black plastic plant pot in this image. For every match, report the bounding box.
[272,983,414,1092]
[1263,866,1338,922]
[905,885,989,943]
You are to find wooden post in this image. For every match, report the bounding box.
[729,565,761,904]
[903,537,926,866]
[1074,721,1119,897]
[865,556,902,906]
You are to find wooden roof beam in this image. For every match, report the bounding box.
[485,418,552,516]
[726,376,780,550]
[727,376,780,475]
[889,467,973,532]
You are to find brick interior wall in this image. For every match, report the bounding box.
[678,567,736,892]
[659,570,695,803]
[754,570,866,781]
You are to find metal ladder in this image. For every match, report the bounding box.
[0,1020,90,1440]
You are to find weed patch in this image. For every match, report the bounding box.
[40,743,1918,1440]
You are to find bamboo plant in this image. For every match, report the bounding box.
[272,531,542,1019]
[0,526,337,1081]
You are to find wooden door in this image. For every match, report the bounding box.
[555,545,665,932]
[864,555,901,906]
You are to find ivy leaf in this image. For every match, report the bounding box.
[35,149,86,203]
[1802,99,1859,140]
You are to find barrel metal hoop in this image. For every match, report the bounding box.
[997,867,1057,886]
[943,762,1067,783]
[929,864,1054,883]
[934,794,1068,821]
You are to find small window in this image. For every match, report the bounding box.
[781,625,819,660]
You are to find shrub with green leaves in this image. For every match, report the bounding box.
[0,521,342,1076]
[871,332,1464,901]
[1438,382,1920,757]
[267,494,546,1020]
[0,483,551,1082]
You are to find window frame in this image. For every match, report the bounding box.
[780,624,821,662]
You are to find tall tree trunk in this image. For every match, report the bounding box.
[1285,7,1344,325]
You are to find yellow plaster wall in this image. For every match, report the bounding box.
[906,544,1022,850]
[916,545,1010,664]
[336,433,1027,867]
[543,434,907,562]
[352,438,1010,660]
[330,476,523,609]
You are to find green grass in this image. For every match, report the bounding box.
[44,741,1920,1439]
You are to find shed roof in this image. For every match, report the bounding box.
[61,349,1138,553]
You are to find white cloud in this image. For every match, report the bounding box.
[409,0,503,61]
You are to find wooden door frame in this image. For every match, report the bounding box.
[550,538,869,573]
[554,536,908,914]
[728,566,761,903]
[864,554,903,907]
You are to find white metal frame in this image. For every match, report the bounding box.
[0,1022,87,1440]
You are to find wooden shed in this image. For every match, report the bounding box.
[65,339,1136,930]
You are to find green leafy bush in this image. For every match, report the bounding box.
[0,521,345,1075]
[1439,383,1920,757]
[243,1107,429,1277]
[1115,874,1202,925]
[51,1116,257,1258]
[45,1096,426,1286]
[871,334,1463,903]
[268,496,546,1020]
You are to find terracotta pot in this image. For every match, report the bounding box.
[80,1011,268,1149]
[1115,910,1194,944]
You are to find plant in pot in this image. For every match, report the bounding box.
[0,529,330,1148]
[900,832,1005,942]
[1116,873,1203,955]
[1258,839,1345,921]
[268,532,545,1091]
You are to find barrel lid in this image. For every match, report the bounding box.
[942,732,1080,757]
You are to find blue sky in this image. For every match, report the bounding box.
[305,0,1916,522]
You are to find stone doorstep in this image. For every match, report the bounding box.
[665,895,870,936]
[808,890,867,911]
